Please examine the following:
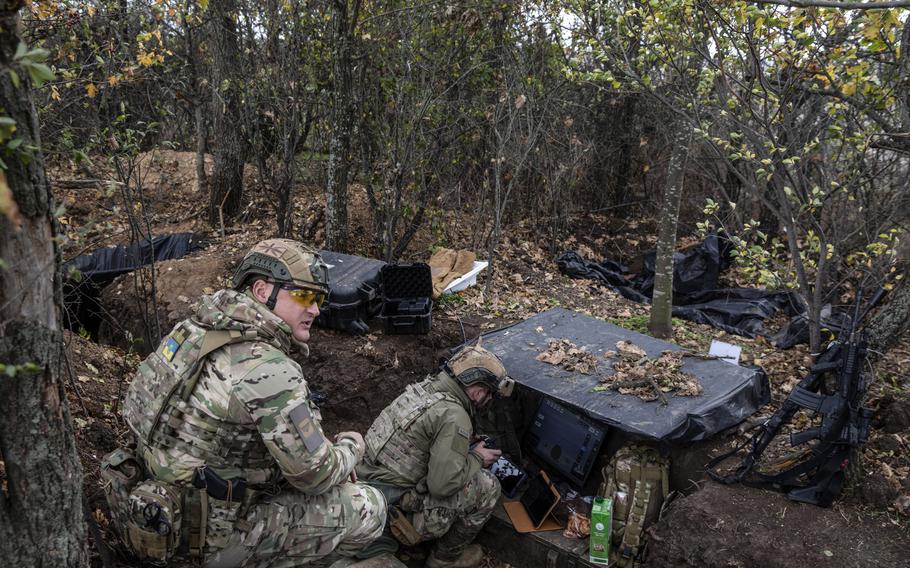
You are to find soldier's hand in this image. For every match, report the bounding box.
[474,443,502,468]
[335,431,364,451]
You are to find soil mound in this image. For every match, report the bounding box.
[645,482,910,568]
[96,250,234,354]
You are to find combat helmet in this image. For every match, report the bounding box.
[445,341,514,397]
[232,239,329,309]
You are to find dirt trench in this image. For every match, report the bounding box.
[65,235,909,568]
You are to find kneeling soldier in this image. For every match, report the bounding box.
[357,343,514,568]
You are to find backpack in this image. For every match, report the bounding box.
[597,443,670,567]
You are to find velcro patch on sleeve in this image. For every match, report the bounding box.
[451,427,470,454]
[288,402,326,453]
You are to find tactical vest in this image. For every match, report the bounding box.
[123,318,273,484]
[364,376,455,484]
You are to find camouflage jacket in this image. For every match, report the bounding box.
[124,289,361,495]
[357,372,483,498]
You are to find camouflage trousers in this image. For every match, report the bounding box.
[206,482,387,567]
[410,469,501,541]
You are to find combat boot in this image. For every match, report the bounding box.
[424,519,485,568]
[424,544,483,568]
[329,552,407,568]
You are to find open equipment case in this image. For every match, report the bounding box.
[378,263,433,335]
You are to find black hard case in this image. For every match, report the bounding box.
[379,263,433,334]
[315,250,386,335]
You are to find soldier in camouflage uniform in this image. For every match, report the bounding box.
[356,344,514,568]
[118,239,390,567]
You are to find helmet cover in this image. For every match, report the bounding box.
[232,239,329,293]
[447,343,514,397]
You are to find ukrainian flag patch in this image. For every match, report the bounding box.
[161,337,181,361]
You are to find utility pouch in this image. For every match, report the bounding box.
[388,507,422,547]
[397,489,424,513]
[193,466,247,502]
[126,480,183,564]
[100,447,145,541]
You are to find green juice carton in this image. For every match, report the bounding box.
[589,496,612,565]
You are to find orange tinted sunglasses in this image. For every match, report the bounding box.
[283,286,327,308]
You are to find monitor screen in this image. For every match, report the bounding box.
[525,398,608,488]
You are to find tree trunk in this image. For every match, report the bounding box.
[866,282,910,355]
[195,102,207,195]
[325,0,359,252]
[0,4,88,565]
[899,19,909,138]
[187,9,207,196]
[648,124,690,339]
[207,0,244,225]
[610,95,637,214]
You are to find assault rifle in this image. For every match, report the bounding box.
[706,288,884,507]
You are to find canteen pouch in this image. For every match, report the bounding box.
[388,507,422,547]
[100,447,145,542]
[126,480,183,564]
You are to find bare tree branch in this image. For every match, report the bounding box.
[747,0,910,9]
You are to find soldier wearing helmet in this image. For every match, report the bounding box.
[356,341,514,568]
[113,239,393,567]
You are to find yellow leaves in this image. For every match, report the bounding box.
[108,75,120,87]
[50,85,61,101]
[0,171,23,230]
[840,81,857,97]
[861,15,883,42]
[846,63,866,77]
[86,82,97,98]
[31,0,59,20]
[137,50,163,67]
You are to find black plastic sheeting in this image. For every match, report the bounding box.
[62,233,201,333]
[556,234,805,340]
[770,306,847,349]
[480,308,770,443]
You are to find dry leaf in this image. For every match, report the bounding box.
[616,340,646,359]
[0,171,23,229]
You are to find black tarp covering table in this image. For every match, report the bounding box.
[479,308,769,443]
